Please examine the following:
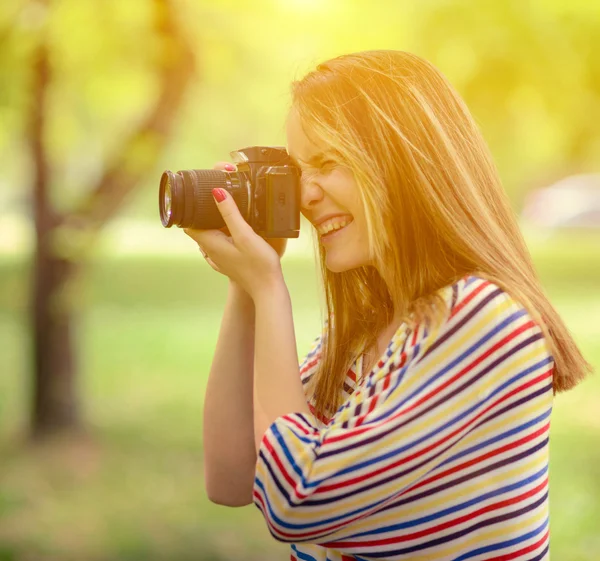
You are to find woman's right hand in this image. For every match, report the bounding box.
[211,162,288,260]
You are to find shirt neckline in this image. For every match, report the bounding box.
[350,320,411,390]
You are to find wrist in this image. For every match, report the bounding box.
[252,277,288,308]
[228,281,255,309]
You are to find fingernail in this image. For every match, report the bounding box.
[212,188,227,203]
[224,164,236,171]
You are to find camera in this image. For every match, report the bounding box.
[158,146,301,238]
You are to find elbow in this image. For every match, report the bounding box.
[206,487,253,507]
[204,468,255,507]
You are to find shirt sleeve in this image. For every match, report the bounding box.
[252,279,554,546]
[297,318,329,422]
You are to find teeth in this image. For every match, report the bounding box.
[317,217,352,235]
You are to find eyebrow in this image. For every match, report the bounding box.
[288,153,323,167]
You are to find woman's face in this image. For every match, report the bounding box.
[285,108,371,273]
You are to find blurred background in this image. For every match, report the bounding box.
[1,0,599,560]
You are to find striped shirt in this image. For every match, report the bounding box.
[252,274,554,561]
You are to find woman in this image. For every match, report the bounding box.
[185,50,592,561]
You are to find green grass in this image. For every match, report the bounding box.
[0,230,599,560]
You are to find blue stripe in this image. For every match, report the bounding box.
[364,492,548,557]
[268,422,317,479]
[439,408,552,467]
[526,541,549,561]
[300,336,322,364]
[452,517,549,560]
[287,347,549,491]
[291,544,319,561]
[253,438,549,533]
[394,307,528,413]
[350,465,548,537]
[357,336,547,445]
[375,438,548,514]
[366,305,525,429]
[309,352,547,481]
[254,471,394,531]
[256,277,551,547]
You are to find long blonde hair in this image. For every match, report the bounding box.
[289,50,593,422]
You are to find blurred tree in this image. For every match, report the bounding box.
[26,0,195,438]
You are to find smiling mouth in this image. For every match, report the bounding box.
[319,220,352,241]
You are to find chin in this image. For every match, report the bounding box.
[325,254,365,273]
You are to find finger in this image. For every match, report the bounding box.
[184,227,236,267]
[184,223,231,239]
[213,161,237,172]
[183,227,224,247]
[211,188,253,243]
[205,256,221,272]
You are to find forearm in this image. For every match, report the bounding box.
[253,280,312,454]
[203,282,256,502]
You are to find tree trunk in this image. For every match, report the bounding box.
[31,243,80,437]
[26,0,195,439]
[27,6,80,438]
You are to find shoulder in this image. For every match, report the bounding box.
[446,274,543,332]
[389,274,553,381]
[403,273,554,387]
[360,275,554,424]
[434,274,521,318]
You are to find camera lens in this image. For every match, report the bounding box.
[163,181,172,220]
[158,169,249,229]
[159,171,183,227]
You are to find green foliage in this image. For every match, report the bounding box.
[1,0,599,217]
[0,234,599,559]
[0,0,599,558]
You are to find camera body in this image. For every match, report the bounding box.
[159,146,301,238]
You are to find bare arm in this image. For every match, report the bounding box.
[253,280,311,453]
[202,281,256,506]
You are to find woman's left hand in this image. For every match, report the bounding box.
[183,188,284,301]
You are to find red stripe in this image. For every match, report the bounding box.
[280,414,313,436]
[408,421,550,492]
[356,394,380,426]
[383,374,391,392]
[321,319,539,445]
[312,370,551,494]
[450,279,490,320]
[399,321,537,419]
[473,369,552,426]
[252,489,265,511]
[300,355,320,376]
[255,469,548,549]
[260,468,548,544]
[262,436,297,488]
[485,528,549,561]
[308,403,329,425]
[323,477,548,547]
[411,323,420,346]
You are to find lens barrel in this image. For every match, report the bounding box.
[159,169,249,229]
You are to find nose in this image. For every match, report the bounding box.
[300,175,324,212]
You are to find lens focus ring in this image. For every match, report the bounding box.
[183,169,228,229]
[187,169,248,229]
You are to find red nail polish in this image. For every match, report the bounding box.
[212,188,227,203]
